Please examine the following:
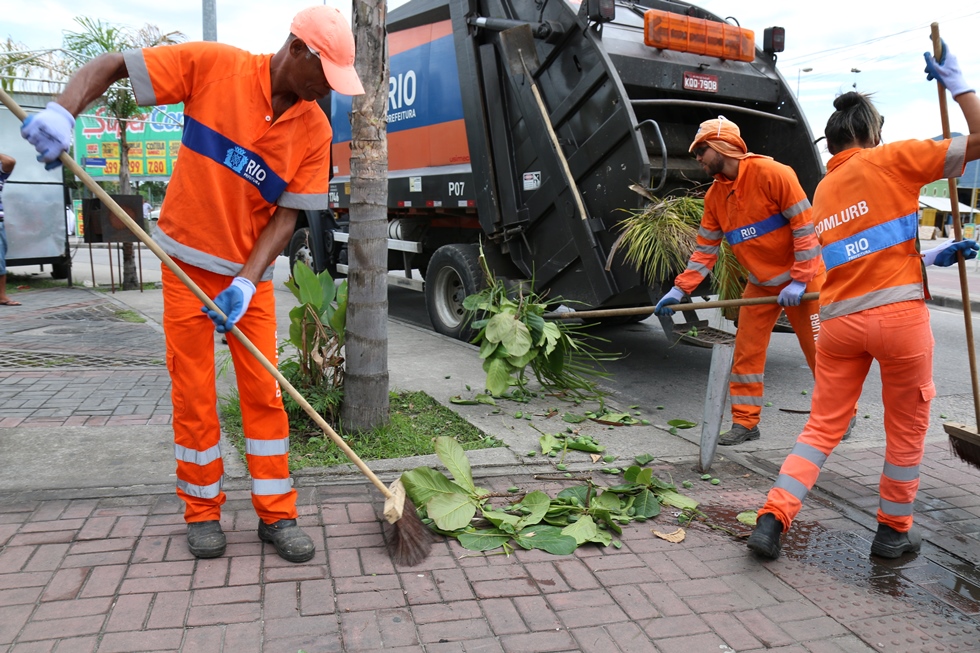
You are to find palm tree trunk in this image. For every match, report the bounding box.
[341,0,390,432]
[118,124,138,290]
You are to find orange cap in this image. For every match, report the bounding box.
[689,116,751,160]
[291,6,364,96]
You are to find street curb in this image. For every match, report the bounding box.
[925,294,980,314]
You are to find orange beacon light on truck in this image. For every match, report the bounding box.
[643,9,755,62]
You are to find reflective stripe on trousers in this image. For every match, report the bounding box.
[759,300,933,532]
[163,262,297,523]
[729,276,822,428]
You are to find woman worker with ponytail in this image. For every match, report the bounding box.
[747,41,980,560]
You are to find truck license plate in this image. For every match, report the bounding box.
[683,72,718,93]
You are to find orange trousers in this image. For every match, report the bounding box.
[759,300,934,533]
[730,276,823,429]
[162,263,296,525]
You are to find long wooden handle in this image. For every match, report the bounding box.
[931,23,980,425]
[0,87,394,499]
[545,292,819,320]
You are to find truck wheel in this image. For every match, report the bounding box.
[50,260,70,280]
[288,228,315,277]
[425,244,483,341]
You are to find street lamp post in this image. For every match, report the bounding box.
[796,67,813,97]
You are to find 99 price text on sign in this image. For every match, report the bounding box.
[683,71,718,93]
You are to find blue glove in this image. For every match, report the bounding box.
[654,287,685,317]
[202,277,256,333]
[777,280,806,307]
[923,239,979,267]
[924,40,974,98]
[20,102,75,170]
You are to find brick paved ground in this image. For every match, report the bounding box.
[0,463,978,652]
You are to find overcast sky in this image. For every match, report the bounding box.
[4,0,980,151]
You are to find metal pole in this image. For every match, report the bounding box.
[202,0,217,42]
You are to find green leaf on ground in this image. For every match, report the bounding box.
[458,531,512,551]
[434,436,477,494]
[514,525,578,554]
[634,453,655,466]
[737,511,758,526]
[401,467,471,506]
[426,493,477,531]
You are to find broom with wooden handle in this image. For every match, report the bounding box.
[0,88,431,565]
[929,24,980,470]
[543,292,819,321]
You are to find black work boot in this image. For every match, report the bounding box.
[187,520,226,558]
[719,424,761,446]
[870,523,921,558]
[747,513,784,560]
[258,519,316,563]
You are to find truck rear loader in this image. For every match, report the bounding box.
[288,0,823,345]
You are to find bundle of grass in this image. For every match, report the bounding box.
[607,193,747,318]
[607,195,703,286]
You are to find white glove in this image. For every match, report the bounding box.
[20,102,75,169]
[924,40,975,98]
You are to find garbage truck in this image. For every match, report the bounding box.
[288,0,823,344]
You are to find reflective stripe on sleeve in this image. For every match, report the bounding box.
[685,260,711,276]
[783,198,812,219]
[795,245,822,261]
[882,461,920,483]
[177,478,222,499]
[278,191,330,210]
[792,223,816,237]
[945,135,968,179]
[695,243,720,256]
[245,437,290,456]
[699,226,724,240]
[252,478,293,496]
[175,443,222,466]
[123,49,155,106]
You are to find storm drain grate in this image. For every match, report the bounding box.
[0,349,165,369]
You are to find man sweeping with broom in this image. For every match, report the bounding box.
[20,6,363,563]
[655,117,831,446]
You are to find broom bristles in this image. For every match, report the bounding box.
[950,435,980,471]
[385,497,433,566]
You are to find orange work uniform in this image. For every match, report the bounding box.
[124,42,332,524]
[674,156,825,430]
[759,136,968,533]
